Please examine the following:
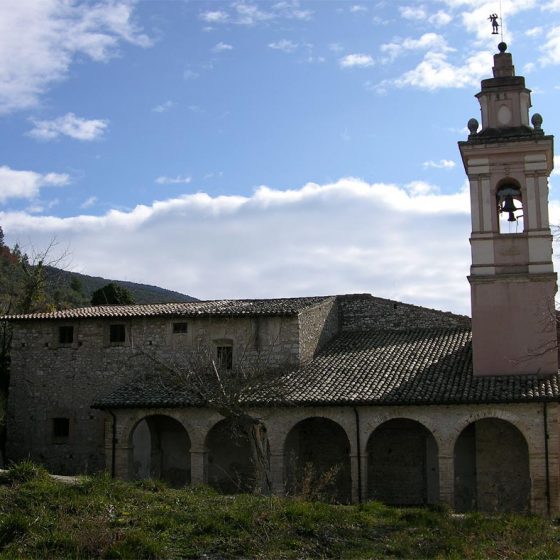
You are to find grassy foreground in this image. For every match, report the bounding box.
[0,463,559,559]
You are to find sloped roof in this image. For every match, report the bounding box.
[93,327,560,409]
[4,296,333,321]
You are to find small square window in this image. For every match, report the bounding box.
[109,324,126,343]
[217,346,233,370]
[59,326,74,345]
[173,322,188,334]
[52,417,70,439]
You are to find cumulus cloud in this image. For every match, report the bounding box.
[381,33,452,63]
[0,0,150,114]
[423,159,456,169]
[155,175,192,185]
[268,39,298,53]
[378,50,491,91]
[539,26,560,66]
[0,178,472,314]
[199,10,229,23]
[80,196,98,209]
[0,166,70,202]
[27,113,108,141]
[340,54,374,68]
[213,42,233,52]
[350,5,367,12]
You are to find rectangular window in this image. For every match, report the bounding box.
[58,326,74,345]
[109,324,126,343]
[52,417,70,439]
[173,322,188,334]
[217,346,233,370]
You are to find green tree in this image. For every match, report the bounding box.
[91,282,135,306]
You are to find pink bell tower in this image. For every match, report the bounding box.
[459,42,558,376]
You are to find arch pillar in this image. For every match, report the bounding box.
[437,451,454,507]
[270,452,284,495]
[190,447,208,485]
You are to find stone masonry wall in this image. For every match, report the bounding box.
[6,313,301,474]
[338,294,471,332]
[298,297,340,364]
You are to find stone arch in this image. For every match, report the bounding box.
[205,418,261,494]
[129,414,191,487]
[366,418,439,506]
[454,417,530,513]
[284,416,352,503]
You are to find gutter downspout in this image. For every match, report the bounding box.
[353,407,362,503]
[108,410,117,479]
[543,402,551,517]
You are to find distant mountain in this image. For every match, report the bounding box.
[44,267,198,306]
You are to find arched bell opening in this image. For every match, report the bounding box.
[453,418,530,513]
[283,417,351,503]
[205,418,259,494]
[497,181,524,234]
[130,415,191,488]
[366,419,439,506]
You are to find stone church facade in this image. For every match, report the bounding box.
[5,44,560,515]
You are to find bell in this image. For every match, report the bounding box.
[501,195,518,222]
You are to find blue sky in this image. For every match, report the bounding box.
[1,0,560,315]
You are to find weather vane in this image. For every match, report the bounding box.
[488,13,500,35]
[489,1,504,41]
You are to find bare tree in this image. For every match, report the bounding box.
[137,340,291,494]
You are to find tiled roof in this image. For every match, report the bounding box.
[4,296,333,321]
[93,328,560,409]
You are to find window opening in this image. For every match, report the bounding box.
[217,346,233,370]
[173,322,188,334]
[52,417,70,439]
[109,324,126,343]
[497,185,523,233]
[58,326,74,344]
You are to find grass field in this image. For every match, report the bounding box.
[0,462,559,559]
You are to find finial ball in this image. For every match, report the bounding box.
[468,118,479,134]
[531,113,543,129]
[498,42,507,53]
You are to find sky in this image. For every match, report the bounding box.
[1,0,560,316]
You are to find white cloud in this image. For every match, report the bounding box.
[0,0,150,114]
[383,50,492,91]
[350,5,367,12]
[539,26,560,66]
[199,10,229,23]
[155,175,192,185]
[0,166,69,202]
[400,6,427,20]
[268,39,298,53]
[234,3,274,25]
[0,178,472,314]
[199,2,311,27]
[423,159,456,169]
[526,26,543,37]
[340,54,374,68]
[28,113,108,141]
[152,101,175,113]
[81,196,98,209]
[381,33,452,62]
[213,42,233,52]
[429,10,452,26]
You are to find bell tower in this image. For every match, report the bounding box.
[459,42,558,376]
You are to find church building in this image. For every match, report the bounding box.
[5,44,560,515]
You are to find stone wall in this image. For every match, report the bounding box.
[6,313,302,473]
[109,401,559,515]
[338,294,471,332]
[298,297,339,364]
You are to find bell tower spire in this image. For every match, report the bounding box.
[459,43,558,376]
